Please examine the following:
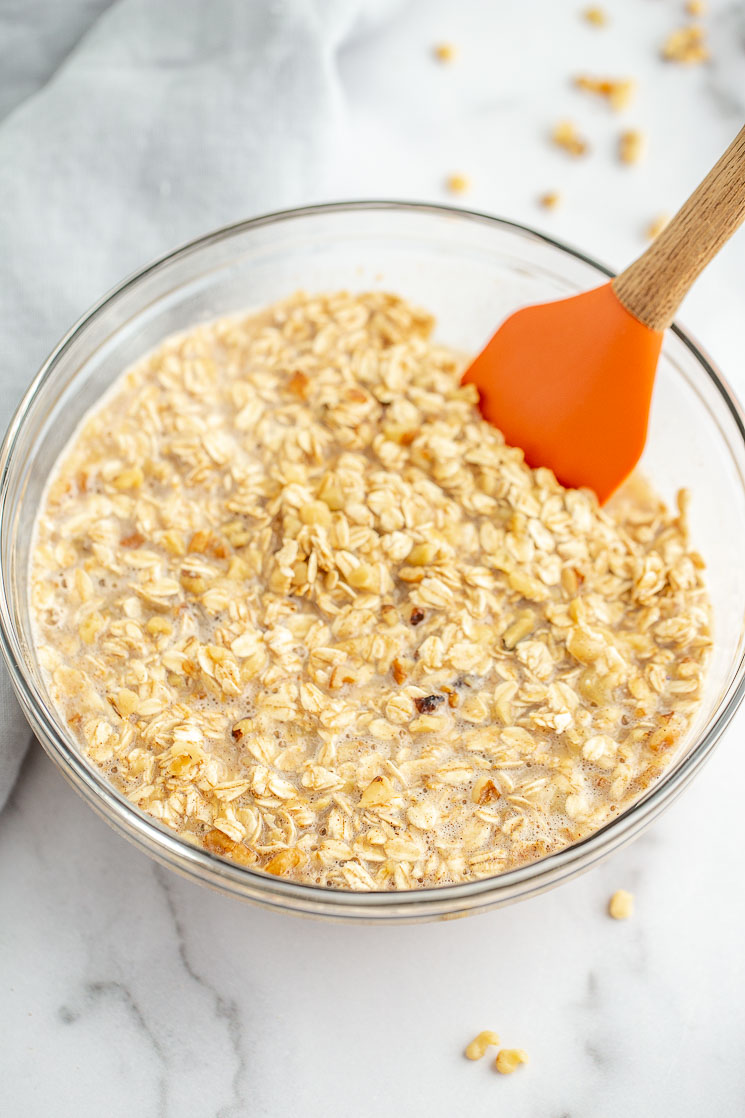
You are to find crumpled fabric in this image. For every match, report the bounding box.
[0,0,404,810]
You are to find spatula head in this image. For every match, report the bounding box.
[462,282,663,503]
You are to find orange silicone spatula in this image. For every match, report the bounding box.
[463,123,745,503]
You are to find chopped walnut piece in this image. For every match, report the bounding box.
[433,42,457,63]
[446,173,470,195]
[287,370,310,398]
[203,829,256,866]
[574,74,636,111]
[264,848,305,876]
[391,658,408,685]
[472,776,500,805]
[582,5,607,25]
[188,529,211,553]
[329,663,359,689]
[465,1030,501,1060]
[661,25,709,63]
[348,563,380,592]
[619,129,646,165]
[608,889,634,919]
[538,191,561,210]
[552,120,589,157]
[646,214,670,240]
[495,1048,528,1075]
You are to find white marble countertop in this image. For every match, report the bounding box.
[2,2,745,1115]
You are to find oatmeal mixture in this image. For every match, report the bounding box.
[31,291,711,890]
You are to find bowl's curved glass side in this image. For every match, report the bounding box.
[1,202,744,921]
[640,328,745,751]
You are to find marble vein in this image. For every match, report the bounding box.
[59,980,169,1118]
[154,867,250,1118]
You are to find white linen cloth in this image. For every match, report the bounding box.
[0,0,403,809]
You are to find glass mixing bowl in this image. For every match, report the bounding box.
[2,202,744,923]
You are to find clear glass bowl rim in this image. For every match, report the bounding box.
[2,199,745,920]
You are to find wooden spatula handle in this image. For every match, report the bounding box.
[613,123,745,331]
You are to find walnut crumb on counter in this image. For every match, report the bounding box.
[433,42,457,63]
[582,6,608,27]
[538,191,561,210]
[574,75,636,111]
[646,213,670,240]
[685,0,706,16]
[446,173,470,194]
[661,25,709,63]
[609,889,634,919]
[465,1031,501,1060]
[619,129,646,166]
[496,1049,529,1074]
[552,120,589,156]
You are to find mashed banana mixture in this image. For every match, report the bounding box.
[31,292,711,889]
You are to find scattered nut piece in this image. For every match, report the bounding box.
[120,531,144,549]
[446,173,470,195]
[646,213,669,240]
[348,563,379,592]
[538,191,561,210]
[619,129,646,165]
[582,5,608,25]
[433,42,457,63]
[391,658,408,684]
[203,829,256,866]
[263,847,305,876]
[381,604,398,627]
[574,75,636,111]
[661,25,709,63]
[472,775,500,805]
[552,120,589,157]
[360,774,394,807]
[685,0,706,15]
[287,370,310,398]
[495,1048,529,1075]
[465,1030,501,1060]
[609,889,634,919]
